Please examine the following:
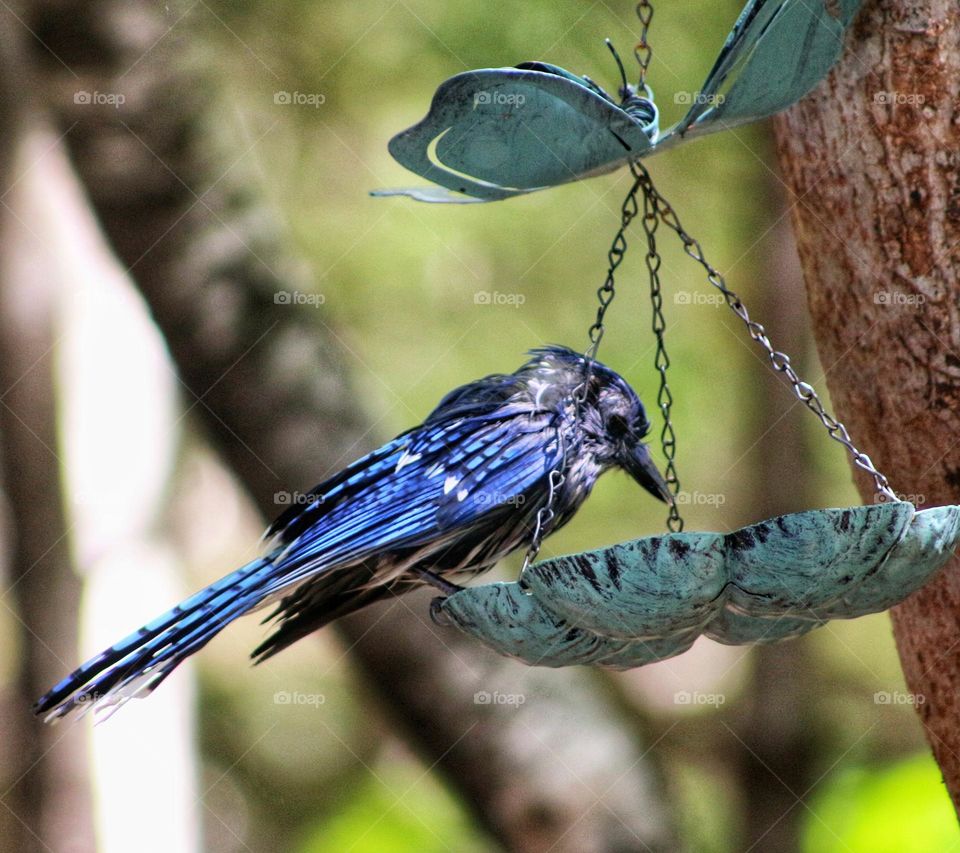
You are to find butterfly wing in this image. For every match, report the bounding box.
[373,0,862,202]
[372,67,657,203]
[658,0,863,146]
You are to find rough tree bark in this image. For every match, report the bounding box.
[774,0,960,811]
[22,0,681,848]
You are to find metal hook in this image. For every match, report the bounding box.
[605,37,630,96]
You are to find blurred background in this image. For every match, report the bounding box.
[0,0,955,851]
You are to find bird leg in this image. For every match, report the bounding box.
[410,568,462,627]
[411,566,464,596]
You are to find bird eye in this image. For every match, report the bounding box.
[607,413,630,438]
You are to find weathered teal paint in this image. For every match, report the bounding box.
[374,0,863,203]
[438,504,960,668]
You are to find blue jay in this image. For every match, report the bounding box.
[36,346,670,721]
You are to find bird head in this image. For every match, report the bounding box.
[594,381,673,504]
[526,346,673,504]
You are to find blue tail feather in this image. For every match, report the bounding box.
[34,558,272,722]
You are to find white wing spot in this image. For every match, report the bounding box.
[456,488,468,502]
[443,474,459,494]
[395,450,422,472]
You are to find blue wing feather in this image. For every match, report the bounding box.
[36,407,562,721]
[35,347,598,721]
[268,411,560,591]
[438,433,561,528]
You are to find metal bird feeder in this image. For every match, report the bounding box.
[439,503,960,668]
[412,2,960,667]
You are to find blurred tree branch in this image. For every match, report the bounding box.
[0,6,94,851]
[731,214,821,851]
[24,0,681,848]
[774,0,960,812]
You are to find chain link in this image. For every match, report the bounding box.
[634,0,654,90]
[631,160,898,502]
[520,466,565,578]
[585,171,643,365]
[633,161,684,530]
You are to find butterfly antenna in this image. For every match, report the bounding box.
[605,38,630,96]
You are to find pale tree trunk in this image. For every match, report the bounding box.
[0,6,95,851]
[774,0,960,811]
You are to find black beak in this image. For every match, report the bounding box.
[625,443,673,504]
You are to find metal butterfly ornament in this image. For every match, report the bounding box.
[373,0,864,203]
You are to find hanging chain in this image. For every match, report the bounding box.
[519,0,892,582]
[632,160,898,502]
[633,161,684,530]
[585,171,643,364]
[520,455,566,579]
[520,1,676,580]
[520,175,646,582]
[631,0,684,530]
[521,167,694,577]
[634,1,654,92]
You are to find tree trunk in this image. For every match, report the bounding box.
[0,8,96,852]
[773,0,960,810]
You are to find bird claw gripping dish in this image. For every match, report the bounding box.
[437,503,960,667]
[373,0,863,203]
